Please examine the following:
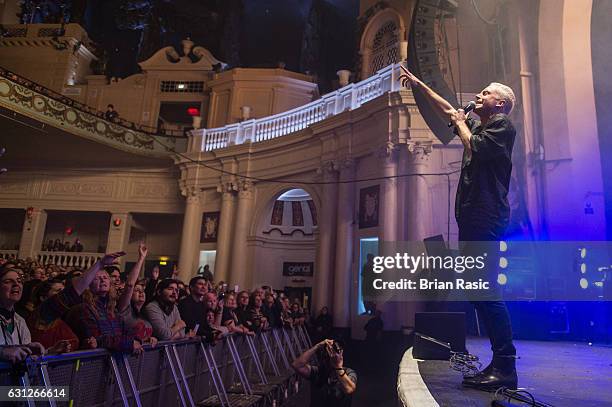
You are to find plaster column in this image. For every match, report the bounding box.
[398,142,432,328]
[378,143,402,330]
[380,143,399,242]
[229,180,254,290]
[178,190,203,282]
[313,161,339,315]
[332,158,355,328]
[105,212,132,267]
[214,183,236,284]
[517,0,544,237]
[18,208,47,260]
[402,142,434,242]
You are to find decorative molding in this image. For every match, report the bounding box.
[377,141,399,159]
[0,72,178,157]
[405,141,433,159]
[47,181,113,196]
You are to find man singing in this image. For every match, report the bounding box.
[401,67,518,390]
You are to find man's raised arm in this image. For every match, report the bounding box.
[400,65,456,117]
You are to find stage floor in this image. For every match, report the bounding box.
[398,337,612,407]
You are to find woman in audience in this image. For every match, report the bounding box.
[144,279,192,341]
[27,279,78,351]
[65,256,143,354]
[221,293,251,335]
[117,243,157,346]
[0,267,45,359]
[235,290,251,327]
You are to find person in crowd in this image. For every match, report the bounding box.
[279,295,294,327]
[45,240,54,251]
[204,291,224,327]
[292,339,357,407]
[65,253,143,354]
[144,265,160,303]
[144,279,192,341]
[52,239,62,252]
[262,292,280,328]
[104,104,119,121]
[289,302,305,326]
[203,308,229,344]
[221,293,252,335]
[15,277,41,320]
[178,276,209,336]
[235,290,251,327]
[177,281,188,301]
[117,243,157,346]
[26,279,77,352]
[199,264,214,282]
[0,267,45,360]
[71,239,84,252]
[248,292,269,333]
[313,307,333,341]
[107,266,122,290]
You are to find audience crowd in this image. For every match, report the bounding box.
[0,243,327,365]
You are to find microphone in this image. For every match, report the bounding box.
[447,101,476,127]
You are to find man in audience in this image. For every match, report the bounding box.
[293,339,357,407]
[144,279,192,341]
[178,276,209,336]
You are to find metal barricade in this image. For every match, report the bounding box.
[0,329,303,407]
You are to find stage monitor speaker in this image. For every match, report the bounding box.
[413,312,466,360]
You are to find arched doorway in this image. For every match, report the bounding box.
[251,188,319,311]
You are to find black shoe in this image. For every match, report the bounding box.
[462,355,517,391]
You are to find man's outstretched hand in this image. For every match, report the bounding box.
[399,65,422,88]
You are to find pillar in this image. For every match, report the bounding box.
[313,160,339,315]
[215,183,236,283]
[18,208,47,260]
[332,158,355,328]
[229,180,254,290]
[402,143,434,241]
[517,0,544,237]
[178,190,203,282]
[106,212,132,267]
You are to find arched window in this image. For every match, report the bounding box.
[369,21,400,75]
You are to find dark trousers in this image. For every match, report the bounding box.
[459,219,516,358]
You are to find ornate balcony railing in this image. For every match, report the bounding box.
[198,63,404,151]
[0,67,186,157]
[36,251,102,268]
[0,250,18,260]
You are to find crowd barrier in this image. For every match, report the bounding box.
[0,325,313,407]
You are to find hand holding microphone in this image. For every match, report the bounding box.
[448,101,476,127]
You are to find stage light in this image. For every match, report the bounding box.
[159,261,167,265]
[594,281,603,287]
[159,256,169,261]
[177,83,186,90]
[497,273,507,285]
[580,263,587,273]
[579,278,589,289]
[499,241,508,252]
[580,248,587,258]
[499,257,508,269]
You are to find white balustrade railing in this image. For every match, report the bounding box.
[199,63,402,151]
[37,251,102,269]
[0,250,18,260]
